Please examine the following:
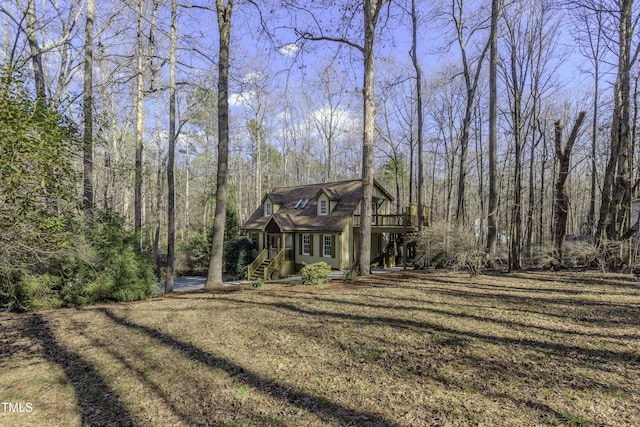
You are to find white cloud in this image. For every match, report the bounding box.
[278,43,299,57]
[229,90,256,107]
[242,71,263,84]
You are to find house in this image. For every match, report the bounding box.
[242,179,428,280]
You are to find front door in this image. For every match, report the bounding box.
[267,233,281,258]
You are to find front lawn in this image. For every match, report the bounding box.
[1,270,638,426]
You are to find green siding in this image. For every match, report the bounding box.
[295,232,343,270]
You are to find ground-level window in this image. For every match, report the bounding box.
[302,234,311,255]
[323,235,333,258]
[250,233,258,250]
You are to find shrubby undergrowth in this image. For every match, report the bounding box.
[0,212,158,311]
[224,236,254,280]
[412,222,485,275]
[178,231,211,276]
[176,206,252,277]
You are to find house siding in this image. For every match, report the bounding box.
[295,232,342,270]
[342,218,354,269]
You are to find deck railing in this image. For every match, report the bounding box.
[353,214,409,228]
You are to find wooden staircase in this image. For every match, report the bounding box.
[247,247,290,281]
[248,257,271,281]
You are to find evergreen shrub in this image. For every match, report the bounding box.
[0,269,63,311]
[301,262,332,287]
[179,232,211,275]
[224,236,254,279]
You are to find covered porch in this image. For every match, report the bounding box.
[247,218,295,281]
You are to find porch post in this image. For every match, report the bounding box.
[403,238,407,270]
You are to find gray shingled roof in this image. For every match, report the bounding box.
[243,179,391,233]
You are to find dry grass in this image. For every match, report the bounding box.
[1,270,639,426]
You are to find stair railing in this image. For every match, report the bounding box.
[264,247,289,281]
[247,249,268,280]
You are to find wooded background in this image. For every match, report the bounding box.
[2,0,639,273]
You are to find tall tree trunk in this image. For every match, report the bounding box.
[506,17,523,272]
[357,0,385,276]
[153,155,165,264]
[166,0,177,293]
[24,0,46,109]
[475,103,485,245]
[526,132,536,258]
[588,60,599,235]
[83,0,95,224]
[411,0,425,232]
[134,0,145,247]
[597,0,635,243]
[554,112,586,264]
[509,108,522,271]
[609,0,634,240]
[486,0,500,264]
[206,0,233,288]
[184,142,190,241]
[250,119,262,207]
[453,0,491,226]
[539,125,547,245]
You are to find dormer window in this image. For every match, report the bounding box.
[319,199,328,216]
[264,201,272,217]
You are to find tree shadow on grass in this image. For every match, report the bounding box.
[71,319,290,427]
[217,296,640,367]
[99,308,400,427]
[26,314,135,427]
[294,294,640,340]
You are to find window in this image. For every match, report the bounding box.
[302,234,311,256]
[319,199,327,215]
[294,199,303,209]
[372,203,377,225]
[301,198,310,208]
[323,235,333,258]
[250,233,258,250]
[264,201,271,217]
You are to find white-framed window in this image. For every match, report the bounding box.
[264,201,272,217]
[302,234,311,256]
[323,235,333,258]
[319,199,328,215]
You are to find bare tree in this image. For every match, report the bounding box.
[410,0,425,231]
[311,64,349,183]
[554,112,586,263]
[10,0,84,112]
[571,3,610,235]
[134,0,159,248]
[443,0,492,225]
[287,0,390,275]
[21,0,47,108]
[166,0,178,293]
[206,0,233,288]
[596,0,640,244]
[486,0,501,264]
[83,0,95,224]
